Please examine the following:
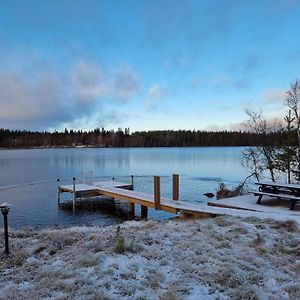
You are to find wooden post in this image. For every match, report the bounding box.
[154,176,160,210]
[128,202,135,220]
[141,205,148,218]
[57,178,61,204]
[172,174,179,201]
[131,175,134,191]
[72,177,76,208]
[128,202,135,213]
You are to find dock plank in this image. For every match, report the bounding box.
[58,180,217,216]
[58,181,300,222]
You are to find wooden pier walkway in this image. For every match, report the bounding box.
[57,176,220,218]
[57,176,300,222]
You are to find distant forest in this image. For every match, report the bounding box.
[0,127,298,149]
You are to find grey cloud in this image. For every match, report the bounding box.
[235,79,251,91]
[244,54,259,72]
[262,89,285,103]
[145,84,166,111]
[211,74,231,92]
[113,67,140,102]
[0,61,140,130]
[70,62,108,102]
[0,72,72,129]
[191,73,231,91]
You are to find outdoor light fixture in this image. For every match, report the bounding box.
[0,203,11,255]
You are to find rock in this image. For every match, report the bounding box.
[203,192,215,198]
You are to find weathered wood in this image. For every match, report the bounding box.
[127,202,135,220]
[154,176,161,210]
[131,175,134,190]
[59,179,240,217]
[141,205,148,218]
[128,202,135,214]
[251,190,300,209]
[172,174,179,201]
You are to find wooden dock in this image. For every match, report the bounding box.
[57,175,221,218]
[57,175,300,223]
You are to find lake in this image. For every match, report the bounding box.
[0,147,251,228]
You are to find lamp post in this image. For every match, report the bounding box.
[0,203,10,255]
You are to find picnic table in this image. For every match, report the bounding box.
[252,182,300,210]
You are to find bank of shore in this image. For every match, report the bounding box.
[0,216,299,299]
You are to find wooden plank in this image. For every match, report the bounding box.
[251,191,300,201]
[60,179,263,216]
[255,182,300,190]
[208,201,259,212]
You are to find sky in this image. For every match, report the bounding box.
[1,0,300,132]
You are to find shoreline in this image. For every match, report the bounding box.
[0,145,249,151]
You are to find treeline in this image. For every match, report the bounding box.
[0,127,297,149]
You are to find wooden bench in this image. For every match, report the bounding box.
[251,191,300,210]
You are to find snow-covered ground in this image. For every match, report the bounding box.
[0,216,299,299]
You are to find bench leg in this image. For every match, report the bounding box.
[290,200,296,210]
[257,194,263,204]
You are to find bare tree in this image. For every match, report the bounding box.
[286,79,300,148]
[242,110,276,182]
[242,147,263,181]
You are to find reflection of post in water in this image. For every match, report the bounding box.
[72,177,76,212]
[57,178,60,204]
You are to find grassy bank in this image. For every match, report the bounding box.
[0,216,299,299]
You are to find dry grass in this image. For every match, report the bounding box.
[0,216,299,299]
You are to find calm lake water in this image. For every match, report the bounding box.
[0,147,251,228]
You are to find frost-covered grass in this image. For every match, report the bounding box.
[0,216,299,299]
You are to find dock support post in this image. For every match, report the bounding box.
[1,206,10,255]
[72,177,76,208]
[128,202,135,220]
[172,174,179,201]
[131,175,134,190]
[57,178,61,204]
[154,176,161,210]
[141,205,148,218]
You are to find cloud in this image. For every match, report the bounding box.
[209,74,231,92]
[113,66,140,102]
[191,73,231,91]
[145,84,165,111]
[211,74,230,86]
[0,59,140,130]
[262,89,286,103]
[244,54,259,72]
[235,79,251,90]
[70,62,108,102]
[0,71,71,129]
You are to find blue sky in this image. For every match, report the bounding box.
[1,0,300,131]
